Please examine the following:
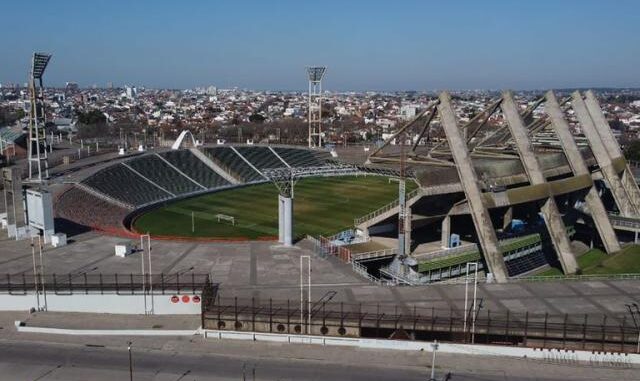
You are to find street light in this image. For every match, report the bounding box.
[626,303,640,353]
[429,340,439,381]
[463,262,479,343]
[300,255,311,333]
[127,341,133,381]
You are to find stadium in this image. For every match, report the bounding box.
[4,62,640,354]
[51,90,640,286]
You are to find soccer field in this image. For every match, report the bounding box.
[133,175,417,239]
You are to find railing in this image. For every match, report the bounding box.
[351,261,383,284]
[512,273,640,282]
[0,273,212,294]
[609,214,640,229]
[351,248,397,261]
[312,236,352,262]
[412,243,479,261]
[354,187,422,226]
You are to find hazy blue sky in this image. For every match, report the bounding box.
[1,0,639,90]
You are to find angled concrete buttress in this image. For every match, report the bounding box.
[438,92,509,282]
[583,90,640,214]
[571,92,638,217]
[545,91,620,254]
[501,91,579,274]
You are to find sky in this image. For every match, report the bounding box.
[1,0,639,91]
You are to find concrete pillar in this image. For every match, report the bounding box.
[545,91,620,254]
[278,196,285,243]
[584,90,640,214]
[572,92,637,217]
[278,195,293,246]
[502,207,513,231]
[438,93,509,282]
[441,215,451,249]
[501,91,579,274]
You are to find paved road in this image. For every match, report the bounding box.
[0,338,636,381]
[0,341,427,381]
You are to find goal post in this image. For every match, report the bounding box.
[216,213,235,226]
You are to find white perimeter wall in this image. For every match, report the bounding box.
[0,292,201,315]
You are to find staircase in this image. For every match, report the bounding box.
[189,148,241,185]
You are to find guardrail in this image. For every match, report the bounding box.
[354,188,422,226]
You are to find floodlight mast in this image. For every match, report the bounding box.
[27,52,52,183]
[307,66,326,148]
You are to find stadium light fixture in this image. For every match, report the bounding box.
[307,66,326,82]
[31,53,52,79]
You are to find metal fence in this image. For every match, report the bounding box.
[203,296,640,354]
[0,273,212,295]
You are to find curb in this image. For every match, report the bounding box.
[15,321,199,336]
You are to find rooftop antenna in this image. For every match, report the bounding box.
[307,66,326,148]
[27,52,52,183]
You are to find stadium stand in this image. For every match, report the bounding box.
[78,147,333,210]
[55,186,130,234]
[82,163,170,206]
[273,147,327,167]
[159,150,230,189]
[203,147,264,183]
[126,155,202,195]
[235,146,285,170]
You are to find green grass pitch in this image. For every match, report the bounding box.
[133,175,417,239]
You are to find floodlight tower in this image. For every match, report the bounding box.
[307,66,326,148]
[27,52,52,183]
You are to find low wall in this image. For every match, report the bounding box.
[204,329,640,367]
[0,292,201,315]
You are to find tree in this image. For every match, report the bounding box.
[624,140,640,162]
[249,113,266,123]
[77,109,107,125]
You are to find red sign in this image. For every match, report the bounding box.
[170,295,179,303]
[192,295,201,303]
[181,295,191,303]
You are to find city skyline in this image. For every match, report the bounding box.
[1,0,640,90]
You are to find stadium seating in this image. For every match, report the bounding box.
[126,155,202,195]
[55,186,130,232]
[159,150,230,189]
[505,251,548,276]
[80,146,331,209]
[273,147,327,167]
[82,163,170,206]
[203,147,264,183]
[235,146,284,170]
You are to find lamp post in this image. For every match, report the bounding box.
[127,341,133,381]
[429,340,439,381]
[626,303,640,353]
[38,235,47,311]
[300,255,311,333]
[463,262,479,343]
[140,234,152,314]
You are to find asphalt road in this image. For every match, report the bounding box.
[0,341,427,381]
[0,339,635,381]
